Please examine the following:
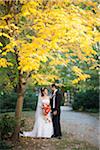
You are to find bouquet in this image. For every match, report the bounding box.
[42,104,51,122]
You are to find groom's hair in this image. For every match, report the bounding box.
[51,84,57,88]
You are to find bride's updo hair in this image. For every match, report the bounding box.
[40,87,48,97]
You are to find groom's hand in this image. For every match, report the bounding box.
[53,110,57,116]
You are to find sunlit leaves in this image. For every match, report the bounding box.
[0,42,3,46]
[32,73,58,85]
[0,0,99,86]
[0,58,13,67]
[72,66,91,84]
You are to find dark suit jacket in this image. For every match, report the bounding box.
[50,90,62,113]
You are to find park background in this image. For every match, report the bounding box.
[0,0,99,149]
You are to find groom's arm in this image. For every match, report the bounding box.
[53,92,62,115]
[55,93,62,110]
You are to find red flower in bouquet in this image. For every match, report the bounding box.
[42,104,51,116]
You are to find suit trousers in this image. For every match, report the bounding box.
[52,112,62,137]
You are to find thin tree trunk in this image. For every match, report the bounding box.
[12,73,26,141]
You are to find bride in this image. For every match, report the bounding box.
[20,88,53,138]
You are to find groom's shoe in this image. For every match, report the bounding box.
[51,135,55,138]
[54,135,62,139]
[57,136,61,139]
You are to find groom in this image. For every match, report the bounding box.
[50,84,62,139]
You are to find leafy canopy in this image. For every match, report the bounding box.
[0,0,99,86]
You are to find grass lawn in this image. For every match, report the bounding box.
[0,111,99,150]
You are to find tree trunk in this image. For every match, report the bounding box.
[12,74,26,141]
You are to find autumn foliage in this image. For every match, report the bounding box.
[0,0,99,85]
[0,0,99,139]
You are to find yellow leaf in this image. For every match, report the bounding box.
[0,42,3,46]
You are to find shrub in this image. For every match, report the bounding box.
[0,91,38,113]
[0,140,12,150]
[0,92,17,113]
[72,89,99,112]
[0,114,16,139]
[23,92,37,111]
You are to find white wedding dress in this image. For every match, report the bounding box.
[21,94,53,138]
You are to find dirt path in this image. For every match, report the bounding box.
[61,107,99,147]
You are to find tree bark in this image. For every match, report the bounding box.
[12,73,26,141]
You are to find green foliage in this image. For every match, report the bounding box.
[0,91,38,113]
[0,92,17,113]
[77,70,99,92]
[0,140,12,150]
[72,89,99,112]
[0,114,16,139]
[23,91,38,111]
[0,67,18,94]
